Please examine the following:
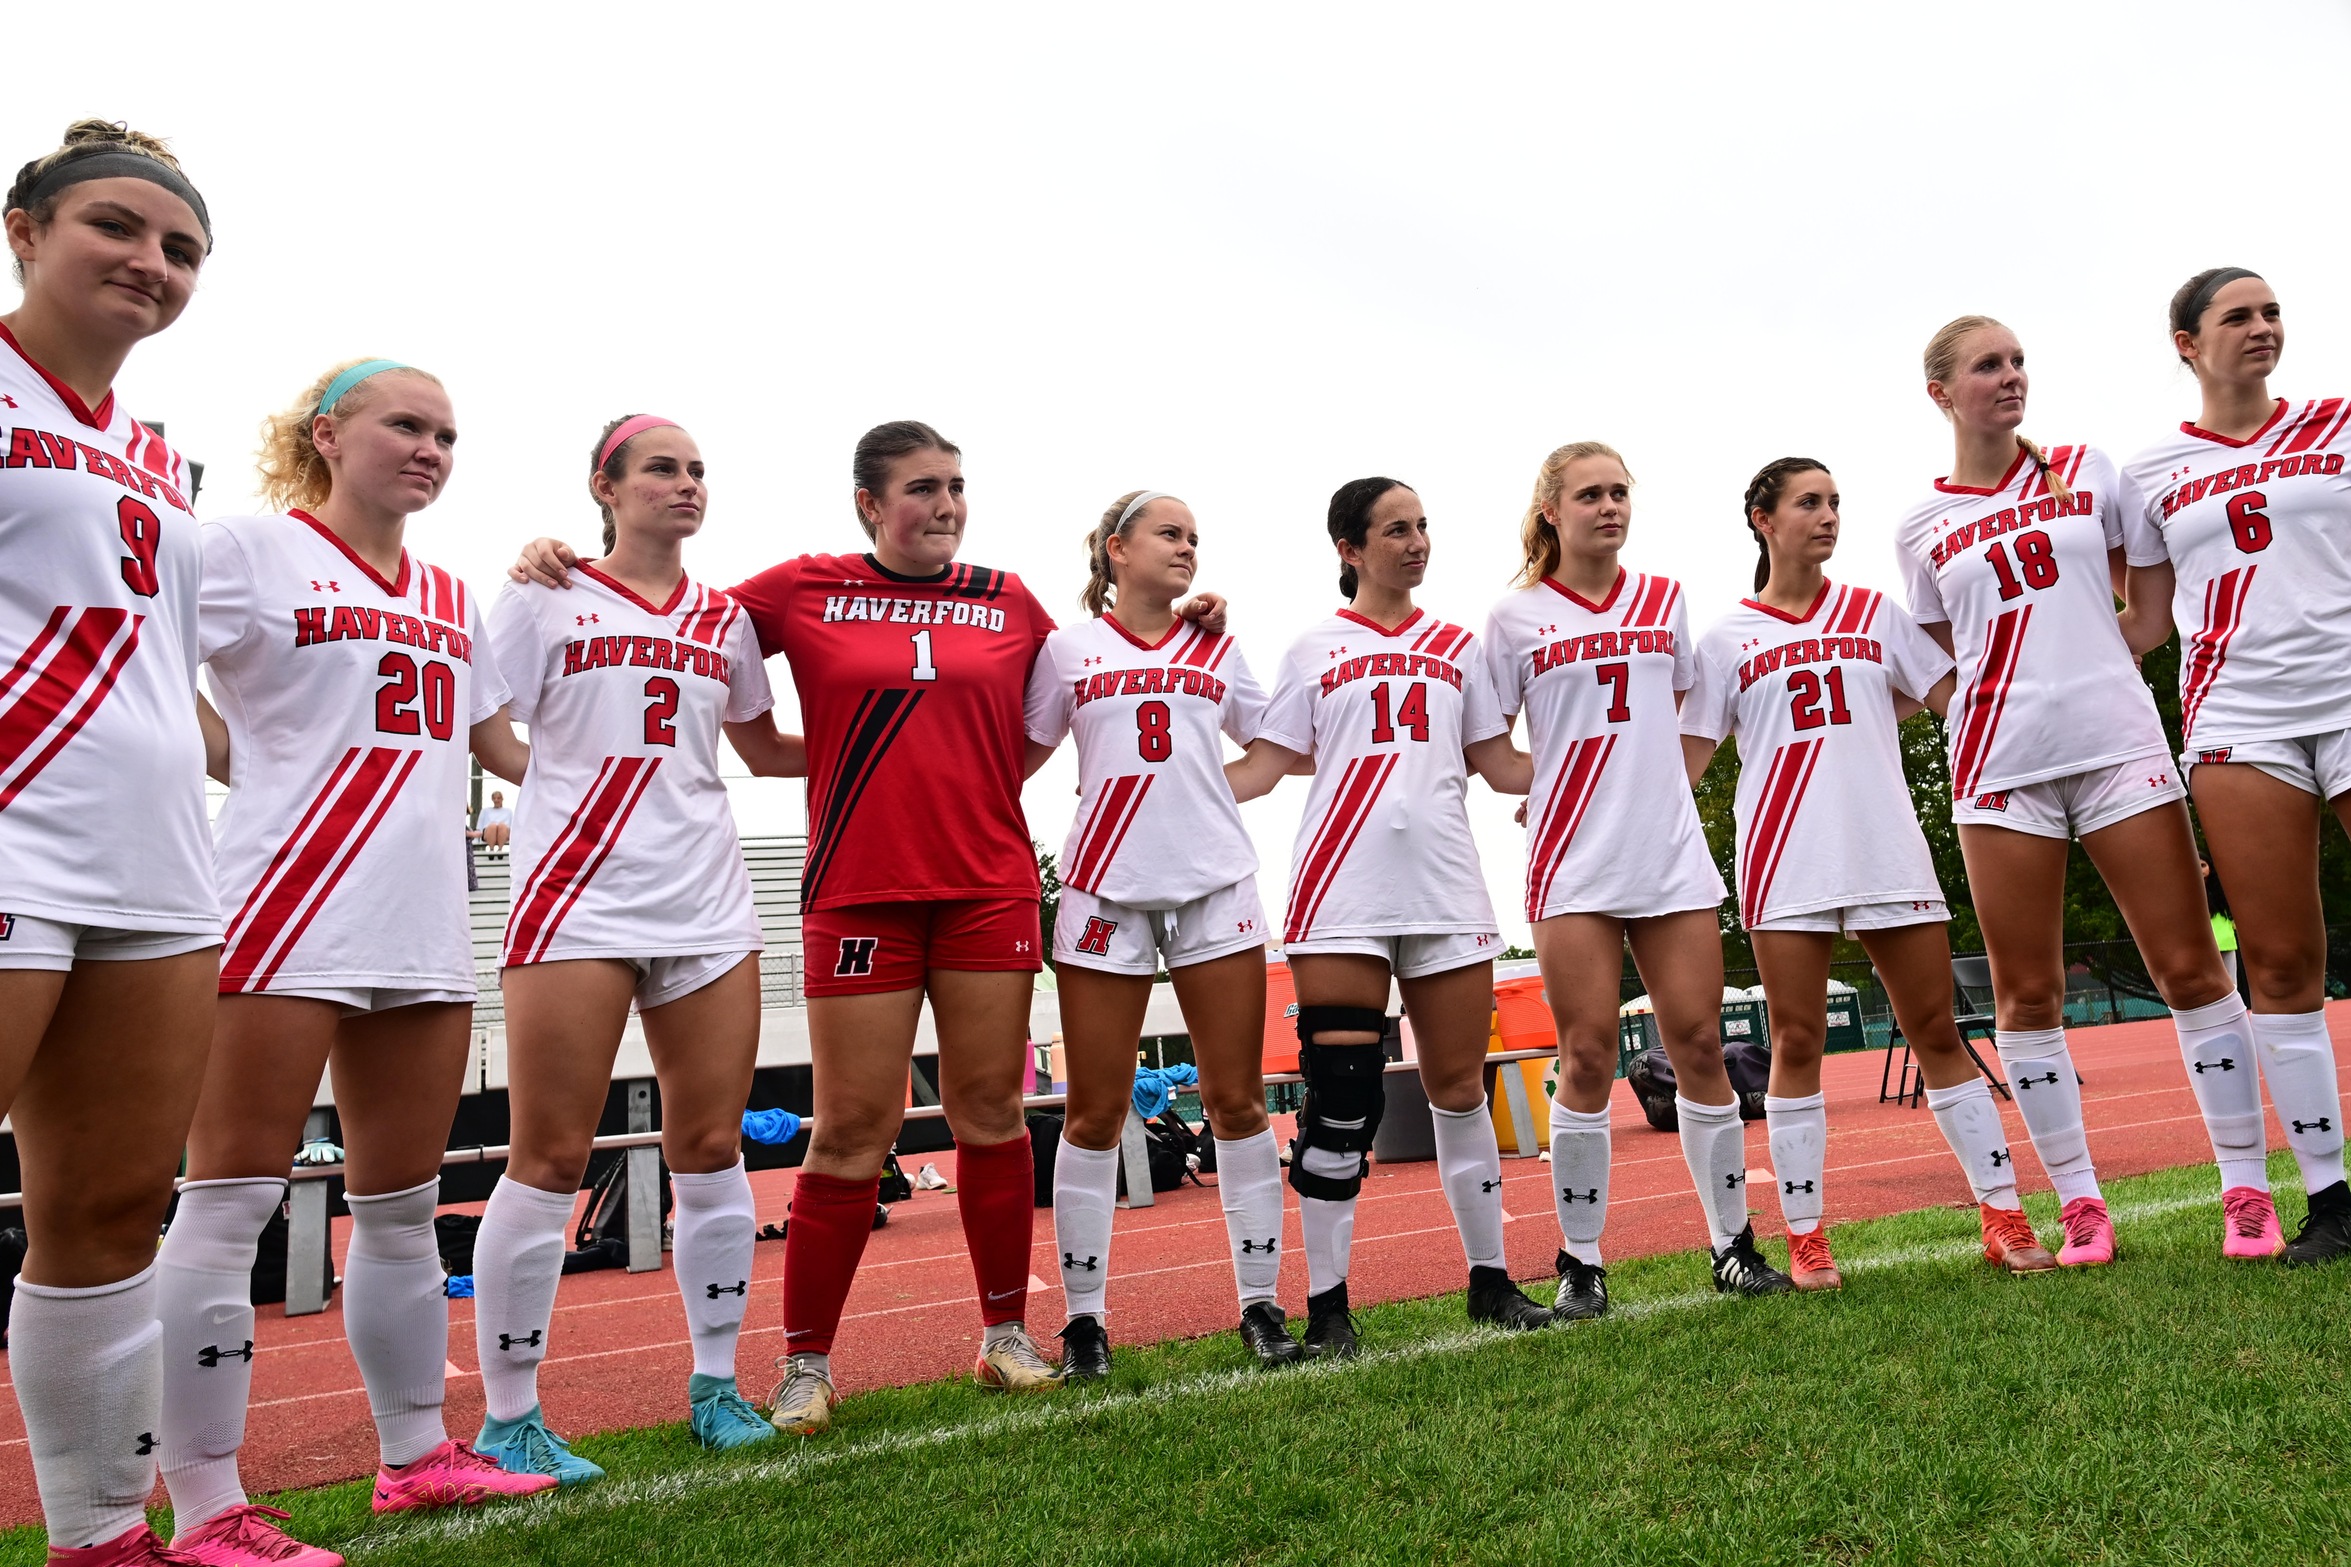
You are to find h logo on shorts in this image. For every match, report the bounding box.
[1074,917,1118,957]
[0,914,12,941]
[834,937,879,977]
[2200,748,2234,766]
[1973,792,2010,811]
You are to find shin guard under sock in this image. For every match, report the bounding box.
[1997,1029,2100,1205]
[471,1176,574,1423]
[9,1264,163,1550]
[2172,995,2268,1193]
[2252,1009,2348,1194]
[955,1136,1035,1328]
[1926,1078,2021,1208]
[1213,1129,1285,1308]
[157,1177,284,1529]
[1549,1099,1611,1265]
[671,1161,758,1380]
[1676,1095,1748,1251]
[343,1179,451,1467]
[1429,1101,1506,1271]
[1051,1141,1118,1324]
[1763,1092,1827,1235]
[780,1170,880,1358]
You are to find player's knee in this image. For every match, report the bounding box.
[1198,1080,1268,1141]
[1288,1013,1389,1200]
[1556,1036,1617,1101]
[1060,1100,1126,1151]
[665,1121,746,1176]
[1769,1018,1826,1063]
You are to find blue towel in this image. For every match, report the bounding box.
[1131,1062,1199,1120]
[444,1275,474,1299]
[742,1108,804,1145]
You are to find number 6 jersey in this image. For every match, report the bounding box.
[1483,571,1724,922]
[201,512,508,994]
[487,567,772,965]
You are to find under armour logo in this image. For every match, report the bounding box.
[1327,645,1350,658]
[1081,655,1105,667]
[197,1341,255,1367]
[576,613,601,625]
[2147,775,2168,789]
[1990,1150,2010,1167]
[2015,1071,2060,1090]
[834,936,879,977]
[1480,1179,1501,1192]
[706,1280,747,1299]
[2193,1058,2237,1074]
[135,1433,156,1456]
[1239,1238,1278,1254]
[1074,916,1117,957]
[1783,1179,1814,1195]
[1536,623,1559,637]
[2294,1118,2334,1134]
[0,394,16,408]
[1237,919,1256,934]
[309,579,341,593]
[1560,1187,1599,1203]
[1063,1252,1101,1271]
[1724,1172,1744,1189]
[1014,939,1032,953]
[498,1331,544,1351]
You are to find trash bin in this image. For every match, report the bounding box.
[1490,976,1555,1152]
[1823,981,1865,1054]
[1720,996,1769,1048]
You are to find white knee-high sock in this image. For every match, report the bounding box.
[2173,996,2268,1193]
[2252,1009,2348,1194]
[157,1177,283,1530]
[8,1263,162,1550]
[1764,1093,1827,1236]
[1549,1099,1611,1265]
[343,1178,450,1466]
[1213,1129,1284,1308]
[1676,1095,1748,1251]
[1429,1101,1506,1271]
[1297,1144,1360,1298]
[471,1176,573,1423]
[1926,1079,2021,1209]
[1051,1141,1118,1324]
[671,1160,757,1380]
[1997,1029,2101,1204]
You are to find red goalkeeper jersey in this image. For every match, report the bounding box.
[730,552,1055,910]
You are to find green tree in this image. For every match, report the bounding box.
[1036,845,1061,971]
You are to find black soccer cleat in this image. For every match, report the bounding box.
[1551,1250,1610,1322]
[2285,1181,2351,1268]
[1237,1301,1305,1369]
[1466,1265,1554,1331]
[1301,1282,1360,1361]
[1057,1314,1113,1382]
[1711,1223,1796,1297]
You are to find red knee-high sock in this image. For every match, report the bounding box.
[781,1170,880,1357]
[955,1136,1035,1327]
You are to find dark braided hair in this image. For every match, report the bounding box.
[1327,477,1410,599]
[1742,457,1830,593]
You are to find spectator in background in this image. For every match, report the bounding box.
[475,789,513,854]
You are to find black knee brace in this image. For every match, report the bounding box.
[1288,1011,1389,1201]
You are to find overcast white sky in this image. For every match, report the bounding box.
[13,1,2349,946]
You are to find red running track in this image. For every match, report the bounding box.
[3,1006,2345,1525]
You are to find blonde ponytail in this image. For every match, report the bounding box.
[2016,434,2073,506]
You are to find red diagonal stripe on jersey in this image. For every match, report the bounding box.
[0,611,141,812]
[1292,753,1396,937]
[221,747,418,989]
[1738,744,1801,927]
[1171,629,1209,668]
[1430,623,1472,660]
[505,756,619,958]
[1617,575,1660,628]
[507,756,663,963]
[1066,773,1153,893]
[2062,443,2089,488]
[1653,580,1682,630]
[515,758,662,963]
[1948,605,2029,799]
[2316,397,2351,452]
[0,607,71,708]
[2278,397,2343,457]
[0,607,136,802]
[1741,739,1823,926]
[1523,734,1616,921]
[1285,753,1397,941]
[2181,566,2256,740]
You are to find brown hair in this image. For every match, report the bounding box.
[589,414,663,554]
[7,119,194,284]
[255,360,445,513]
[1514,441,1630,589]
[1743,457,1830,594]
[2168,267,2266,365]
[1328,477,1409,599]
[1081,491,1179,616]
[852,420,961,540]
[1922,315,2072,505]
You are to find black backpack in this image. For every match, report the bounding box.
[1721,1040,1772,1122]
[1119,1113,1206,1195]
[1625,1040,1775,1133]
[1027,1112,1063,1207]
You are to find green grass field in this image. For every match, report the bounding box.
[10,1155,2346,1566]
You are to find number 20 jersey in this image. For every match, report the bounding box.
[487,567,773,966]
[1891,443,2169,798]
[1483,573,1724,922]
[1257,610,1504,941]
[2122,397,2351,749]
[1025,616,1266,909]
[201,513,508,993]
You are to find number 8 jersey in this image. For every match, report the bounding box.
[201,512,508,994]
[1484,571,1724,922]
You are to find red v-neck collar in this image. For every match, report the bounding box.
[1932,446,2031,497]
[1335,606,1424,638]
[1102,611,1188,652]
[577,560,691,616]
[1741,581,1833,625]
[291,509,410,597]
[2181,398,2288,449]
[0,321,116,429]
[1542,569,1626,614]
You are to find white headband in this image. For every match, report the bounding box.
[1116,490,1174,529]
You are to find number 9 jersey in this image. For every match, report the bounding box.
[1483,571,1724,922]
[201,513,509,995]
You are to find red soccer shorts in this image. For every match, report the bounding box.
[802,898,1044,996]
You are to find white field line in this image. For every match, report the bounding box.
[347,1189,2220,1556]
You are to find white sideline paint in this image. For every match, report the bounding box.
[348,1190,2217,1555]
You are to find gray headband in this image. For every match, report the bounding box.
[13,150,212,250]
[2179,267,2262,334]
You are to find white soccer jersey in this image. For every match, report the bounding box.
[1024,617,1265,909]
[1257,609,1505,941]
[201,513,508,993]
[0,326,215,933]
[1892,443,2169,800]
[1484,571,1724,922]
[489,566,772,966]
[1682,583,1953,927]
[2122,397,2351,749]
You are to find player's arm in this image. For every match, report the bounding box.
[1895,670,1958,723]
[1023,738,1059,779]
[2117,556,2177,656]
[1679,732,1716,788]
[1920,621,1955,658]
[508,537,589,590]
[1225,736,1307,802]
[197,693,231,785]
[1464,733,1532,796]
[1174,592,1227,637]
[470,707,530,784]
[724,713,806,778]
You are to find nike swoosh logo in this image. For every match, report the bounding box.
[985,1289,1022,1301]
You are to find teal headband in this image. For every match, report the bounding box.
[315,359,411,418]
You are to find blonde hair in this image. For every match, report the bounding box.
[1082,490,1176,616]
[1922,315,2073,506]
[1514,441,1631,589]
[7,120,192,283]
[256,359,444,513]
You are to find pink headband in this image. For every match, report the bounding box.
[596,415,680,470]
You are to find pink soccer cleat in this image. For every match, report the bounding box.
[2056,1196,2116,1267]
[2221,1186,2285,1261]
[171,1505,342,1565]
[44,1522,207,1565]
[370,1439,558,1515]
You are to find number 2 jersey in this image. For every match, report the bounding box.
[2122,397,2351,748]
[201,512,507,993]
[729,553,1054,911]
[1681,583,1953,926]
[1892,443,2169,798]
[1483,572,1724,922]
[1,325,215,934]
[1256,609,1505,941]
[1024,616,1264,908]
[487,566,772,966]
